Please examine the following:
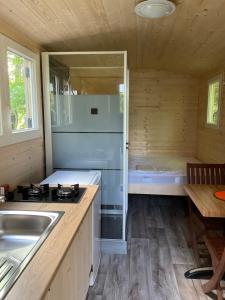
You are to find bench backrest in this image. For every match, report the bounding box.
[187,163,225,185]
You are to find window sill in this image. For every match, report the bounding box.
[12,128,39,134]
[205,123,220,130]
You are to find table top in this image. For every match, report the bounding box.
[184,184,225,218]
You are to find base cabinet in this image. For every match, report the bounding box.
[43,206,92,300]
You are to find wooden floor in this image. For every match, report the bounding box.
[87,195,215,300]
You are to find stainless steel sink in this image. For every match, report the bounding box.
[0,210,63,299]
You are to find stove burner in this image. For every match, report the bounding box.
[55,184,80,199]
[17,184,49,199]
[28,185,41,197]
[57,189,72,197]
[7,183,84,203]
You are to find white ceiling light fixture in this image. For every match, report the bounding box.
[135,0,176,19]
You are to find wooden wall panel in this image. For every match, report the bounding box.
[129,70,199,162]
[0,138,45,188]
[0,21,45,188]
[197,75,225,163]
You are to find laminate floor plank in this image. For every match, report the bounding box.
[102,254,130,300]
[161,207,195,265]
[145,202,164,229]
[129,202,147,238]
[192,279,212,300]
[87,195,215,300]
[128,238,151,300]
[88,254,110,297]
[173,264,210,300]
[147,228,181,300]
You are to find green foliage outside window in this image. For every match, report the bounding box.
[7,51,33,130]
[207,78,220,126]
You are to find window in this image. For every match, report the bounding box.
[7,50,36,131]
[0,34,41,147]
[207,76,221,127]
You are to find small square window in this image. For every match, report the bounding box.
[7,50,37,132]
[206,76,221,127]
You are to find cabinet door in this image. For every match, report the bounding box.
[44,207,92,300]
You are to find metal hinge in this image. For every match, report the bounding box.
[89,264,93,277]
[25,67,30,78]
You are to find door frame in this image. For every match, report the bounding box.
[42,51,129,242]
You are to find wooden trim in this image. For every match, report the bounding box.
[41,52,53,176]
[128,184,186,196]
[43,51,127,55]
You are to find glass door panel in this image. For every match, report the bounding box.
[44,52,127,243]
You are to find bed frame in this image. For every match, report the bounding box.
[128,155,200,196]
[128,183,186,196]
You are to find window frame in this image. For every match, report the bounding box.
[0,34,4,137]
[0,34,42,147]
[206,74,222,129]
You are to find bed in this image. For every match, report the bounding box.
[128,155,200,196]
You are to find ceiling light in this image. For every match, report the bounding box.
[135,0,176,19]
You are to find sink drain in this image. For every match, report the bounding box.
[0,257,19,293]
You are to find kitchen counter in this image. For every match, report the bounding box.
[2,185,99,300]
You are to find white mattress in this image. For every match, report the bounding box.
[129,170,185,185]
[128,156,200,186]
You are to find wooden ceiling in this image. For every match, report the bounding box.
[1,0,225,75]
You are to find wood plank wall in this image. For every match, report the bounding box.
[129,70,200,161]
[0,138,44,188]
[0,22,45,188]
[197,73,225,163]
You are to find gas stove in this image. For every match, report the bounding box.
[6,184,86,203]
